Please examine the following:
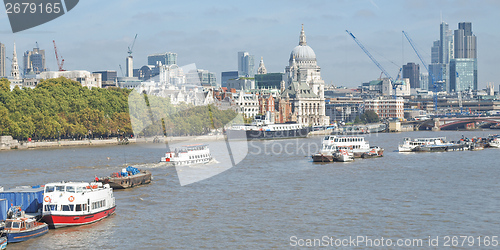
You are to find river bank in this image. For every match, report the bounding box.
[0,134,227,151]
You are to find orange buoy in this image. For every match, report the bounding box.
[44,196,51,202]
[68,196,75,202]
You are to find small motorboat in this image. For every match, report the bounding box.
[1,206,49,243]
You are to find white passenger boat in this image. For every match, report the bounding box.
[160,144,213,166]
[398,137,448,152]
[312,135,370,161]
[42,182,116,228]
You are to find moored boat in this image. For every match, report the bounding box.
[398,137,448,152]
[488,135,500,148]
[333,149,354,162]
[225,111,311,140]
[42,182,116,228]
[361,146,384,158]
[1,206,48,243]
[160,144,213,166]
[97,166,152,189]
[0,236,6,249]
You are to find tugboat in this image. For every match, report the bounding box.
[1,206,49,243]
[42,181,116,228]
[97,166,152,189]
[160,144,213,166]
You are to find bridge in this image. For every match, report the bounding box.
[402,116,500,130]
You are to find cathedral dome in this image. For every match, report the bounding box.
[289,25,316,63]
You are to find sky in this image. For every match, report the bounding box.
[1,0,499,89]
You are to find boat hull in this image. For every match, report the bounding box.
[4,223,48,243]
[311,154,334,162]
[226,127,312,140]
[100,171,152,189]
[1,237,7,249]
[42,206,116,229]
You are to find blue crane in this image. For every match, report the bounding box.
[402,30,438,110]
[346,30,402,98]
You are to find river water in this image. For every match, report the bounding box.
[1,130,500,249]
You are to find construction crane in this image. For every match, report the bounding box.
[119,64,124,77]
[402,31,438,110]
[346,30,402,98]
[53,40,65,71]
[127,34,138,56]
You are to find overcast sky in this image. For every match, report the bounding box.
[1,0,498,89]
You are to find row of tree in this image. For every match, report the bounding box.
[0,77,239,140]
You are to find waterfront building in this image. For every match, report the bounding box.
[238,51,255,77]
[23,47,46,75]
[364,97,404,119]
[221,71,238,88]
[148,52,177,66]
[325,98,364,124]
[0,42,5,77]
[281,25,328,126]
[402,62,420,89]
[234,91,259,118]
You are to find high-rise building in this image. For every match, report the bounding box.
[0,42,5,77]
[431,41,439,64]
[221,71,238,88]
[148,52,177,66]
[402,62,420,89]
[23,47,46,75]
[255,73,284,89]
[450,22,477,91]
[238,51,254,77]
[126,56,133,77]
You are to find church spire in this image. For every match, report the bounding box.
[11,43,20,80]
[299,24,306,46]
[257,56,267,74]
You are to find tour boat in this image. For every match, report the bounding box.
[398,137,449,152]
[1,206,49,243]
[333,148,354,162]
[97,166,152,189]
[312,135,370,161]
[160,144,213,166]
[42,181,116,228]
[225,112,311,140]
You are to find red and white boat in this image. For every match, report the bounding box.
[41,181,116,228]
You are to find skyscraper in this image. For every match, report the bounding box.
[23,47,46,75]
[238,51,254,77]
[148,52,177,66]
[402,62,420,89]
[450,22,477,91]
[0,42,5,77]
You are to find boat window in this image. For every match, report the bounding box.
[12,222,20,228]
[45,186,55,193]
[56,186,65,192]
[76,204,82,211]
[66,186,75,193]
[62,205,71,211]
[5,221,12,228]
[76,186,84,193]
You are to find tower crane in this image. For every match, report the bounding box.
[53,40,65,71]
[346,30,402,99]
[128,34,138,56]
[402,31,438,110]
